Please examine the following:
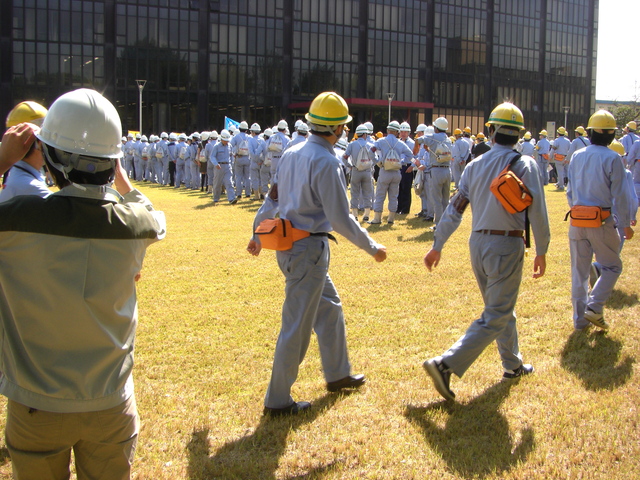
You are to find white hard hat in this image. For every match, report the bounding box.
[135,133,141,140]
[297,123,309,133]
[210,130,219,139]
[161,132,168,139]
[178,133,187,141]
[355,124,368,135]
[387,120,401,131]
[416,124,427,133]
[399,121,411,132]
[141,135,148,142]
[121,136,127,142]
[169,133,178,141]
[239,121,248,130]
[264,128,273,137]
[336,138,348,149]
[426,125,435,135]
[127,133,134,138]
[364,122,374,134]
[219,129,231,141]
[37,88,123,160]
[250,123,261,133]
[277,119,288,130]
[200,131,210,141]
[192,132,201,139]
[294,119,303,128]
[434,117,449,131]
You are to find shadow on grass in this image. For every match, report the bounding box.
[404,380,534,478]
[0,446,9,465]
[186,393,344,480]
[560,329,635,391]
[606,289,639,309]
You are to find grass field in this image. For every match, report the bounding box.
[0,180,638,479]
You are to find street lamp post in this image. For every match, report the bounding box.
[386,92,395,125]
[562,105,570,129]
[135,80,147,134]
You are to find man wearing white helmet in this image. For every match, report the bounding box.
[210,129,237,204]
[166,133,179,187]
[188,133,201,189]
[205,130,218,193]
[249,123,265,200]
[291,119,303,141]
[412,124,433,220]
[173,133,187,188]
[135,134,149,181]
[396,121,416,215]
[0,89,166,478]
[247,92,386,416]
[157,132,170,185]
[197,132,211,191]
[343,124,375,221]
[124,133,135,178]
[230,121,252,199]
[417,117,453,229]
[286,122,309,150]
[369,120,415,224]
[260,128,273,198]
[266,120,290,179]
[146,135,158,183]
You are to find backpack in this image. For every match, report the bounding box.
[354,143,373,171]
[141,145,150,160]
[268,134,283,153]
[179,146,187,159]
[197,147,207,163]
[155,146,164,159]
[382,138,402,171]
[434,139,452,163]
[238,138,250,156]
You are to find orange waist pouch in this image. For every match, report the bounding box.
[255,218,310,250]
[490,155,533,214]
[554,153,566,161]
[565,206,611,227]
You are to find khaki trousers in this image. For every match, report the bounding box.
[5,395,139,480]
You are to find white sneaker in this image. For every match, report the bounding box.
[584,308,609,330]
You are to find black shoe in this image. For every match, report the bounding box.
[423,358,455,401]
[415,211,426,218]
[423,216,434,222]
[263,401,311,417]
[503,364,534,379]
[362,216,369,222]
[229,198,238,205]
[327,374,366,392]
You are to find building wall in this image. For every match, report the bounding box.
[1,0,597,136]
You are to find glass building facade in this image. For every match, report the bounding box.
[1,0,597,136]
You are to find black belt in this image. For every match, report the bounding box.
[475,229,524,238]
[310,232,338,243]
[218,162,229,164]
[432,164,450,167]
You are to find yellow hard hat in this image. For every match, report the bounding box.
[476,132,485,140]
[539,129,548,136]
[626,121,637,131]
[557,126,567,135]
[305,92,352,126]
[609,140,625,155]
[523,131,532,140]
[587,110,616,132]
[453,128,463,136]
[449,136,456,143]
[463,126,471,134]
[6,101,48,128]
[375,131,383,139]
[485,102,524,130]
[575,126,586,135]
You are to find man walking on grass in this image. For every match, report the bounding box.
[423,102,550,401]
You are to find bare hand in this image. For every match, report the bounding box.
[247,239,262,256]
[216,165,221,169]
[373,246,387,262]
[0,123,38,175]
[113,158,134,195]
[424,249,440,271]
[406,166,414,174]
[533,254,546,278]
[624,227,634,240]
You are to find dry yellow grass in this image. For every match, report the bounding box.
[0,180,638,479]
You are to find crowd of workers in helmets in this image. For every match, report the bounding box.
[0,86,638,476]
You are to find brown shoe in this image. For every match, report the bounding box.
[327,374,366,392]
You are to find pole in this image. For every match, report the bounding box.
[387,92,395,124]
[135,80,146,134]
[562,105,570,129]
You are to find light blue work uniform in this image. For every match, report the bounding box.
[566,145,632,329]
[210,142,236,202]
[552,135,571,188]
[344,136,374,210]
[231,132,252,197]
[420,132,453,224]
[535,137,551,185]
[433,143,550,377]
[252,134,383,409]
[372,134,414,213]
[0,161,51,203]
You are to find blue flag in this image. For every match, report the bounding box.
[225,116,240,131]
